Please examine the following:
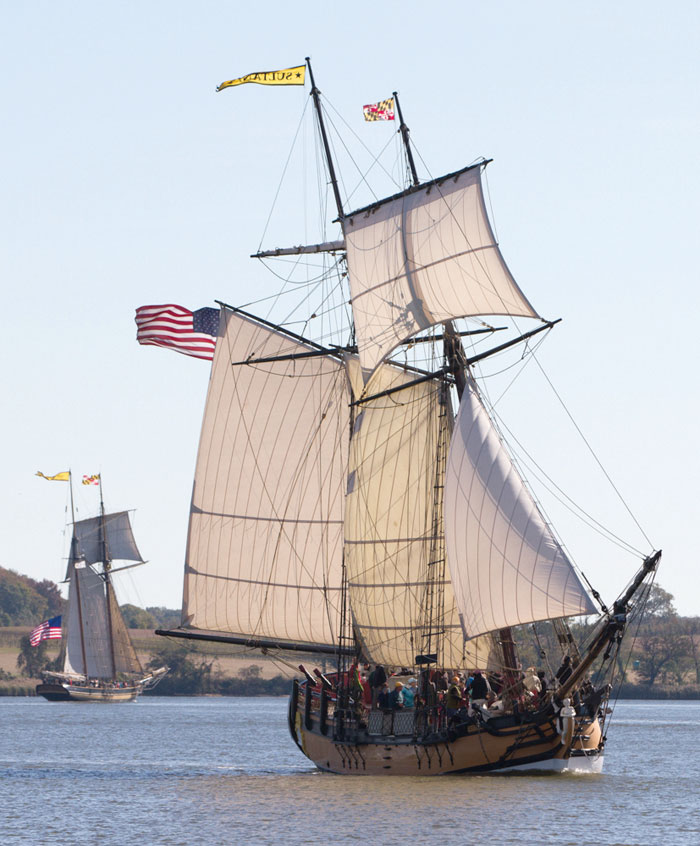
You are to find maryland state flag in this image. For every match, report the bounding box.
[36,471,70,482]
[217,65,306,92]
[82,474,100,486]
[363,97,395,121]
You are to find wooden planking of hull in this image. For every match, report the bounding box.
[290,687,603,775]
[36,682,140,703]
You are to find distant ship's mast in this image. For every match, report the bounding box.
[98,477,117,680]
[68,470,89,679]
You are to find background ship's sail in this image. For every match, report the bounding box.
[343,164,539,373]
[107,582,143,674]
[62,555,143,679]
[72,512,143,565]
[344,359,496,669]
[182,307,350,649]
[444,376,597,639]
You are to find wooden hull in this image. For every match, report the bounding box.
[290,688,603,775]
[36,682,140,703]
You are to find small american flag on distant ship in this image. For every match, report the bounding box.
[135,304,219,361]
[30,616,62,647]
[363,97,395,121]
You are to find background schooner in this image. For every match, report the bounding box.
[38,473,167,702]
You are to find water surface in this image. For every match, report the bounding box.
[2,697,698,845]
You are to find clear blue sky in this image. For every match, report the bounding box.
[3,1,699,616]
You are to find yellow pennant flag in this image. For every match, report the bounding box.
[36,471,70,482]
[216,65,306,92]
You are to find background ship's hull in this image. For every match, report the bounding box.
[36,683,140,702]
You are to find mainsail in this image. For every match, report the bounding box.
[343,163,540,373]
[345,359,496,669]
[181,307,350,650]
[62,555,142,679]
[444,376,597,640]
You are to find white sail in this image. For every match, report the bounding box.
[345,359,496,669]
[444,377,597,640]
[73,512,143,565]
[182,307,350,649]
[63,559,114,678]
[343,164,539,373]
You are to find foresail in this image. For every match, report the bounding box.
[345,359,496,670]
[182,307,350,650]
[343,164,539,374]
[444,377,597,640]
[73,512,143,565]
[63,559,115,678]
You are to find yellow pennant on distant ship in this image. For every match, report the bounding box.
[36,471,70,482]
[216,65,306,92]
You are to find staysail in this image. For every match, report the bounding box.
[181,307,350,650]
[343,163,539,373]
[444,376,597,640]
[345,359,496,669]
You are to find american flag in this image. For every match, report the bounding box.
[30,616,62,647]
[135,304,219,361]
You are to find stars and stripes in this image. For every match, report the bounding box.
[135,304,220,361]
[30,616,62,647]
[82,474,100,486]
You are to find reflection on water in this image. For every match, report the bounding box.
[2,698,699,845]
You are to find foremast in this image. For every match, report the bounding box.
[66,471,90,680]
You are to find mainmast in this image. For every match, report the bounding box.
[99,477,118,680]
[306,57,344,221]
[392,104,520,681]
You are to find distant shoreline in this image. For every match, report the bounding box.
[2,682,699,699]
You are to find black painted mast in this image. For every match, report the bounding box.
[99,476,117,680]
[306,57,344,221]
[393,91,419,188]
[68,471,89,680]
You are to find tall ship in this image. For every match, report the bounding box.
[157,60,660,772]
[38,474,167,702]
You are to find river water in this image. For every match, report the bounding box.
[2,697,698,845]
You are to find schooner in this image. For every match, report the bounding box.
[157,60,660,773]
[38,473,167,702]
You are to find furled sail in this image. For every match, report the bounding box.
[345,360,496,669]
[73,512,143,565]
[181,307,350,650]
[444,376,597,640]
[342,163,540,373]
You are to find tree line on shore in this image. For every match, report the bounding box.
[2,567,699,697]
